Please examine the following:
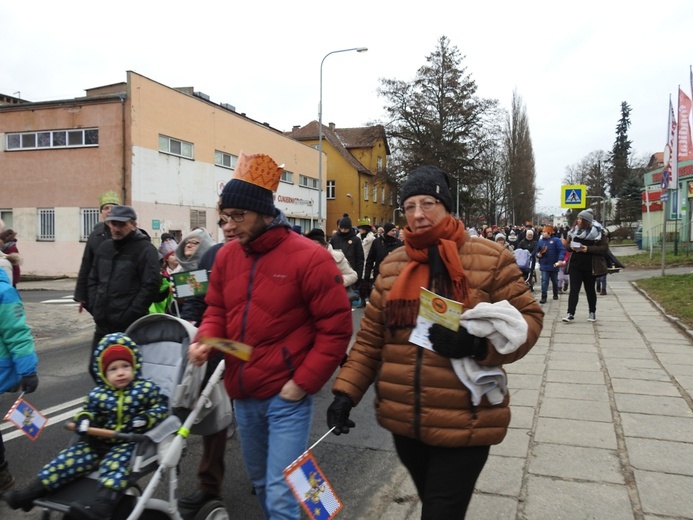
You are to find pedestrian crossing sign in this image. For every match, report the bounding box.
[561,185,587,209]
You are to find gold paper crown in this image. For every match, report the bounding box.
[357,218,371,227]
[99,191,121,208]
[232,152,283,192]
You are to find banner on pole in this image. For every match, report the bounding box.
[3,397,48,441]
[284,450,343,520]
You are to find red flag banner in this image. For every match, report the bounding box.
[678,88,693,162]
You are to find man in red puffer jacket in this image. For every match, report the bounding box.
[188,153,353,520]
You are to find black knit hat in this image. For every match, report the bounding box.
[220,179,276,216]
[219,153,283,216]
[306,228,326,243]
[399,166,453,212]
[338,217,352,229]
[383,222,396,234]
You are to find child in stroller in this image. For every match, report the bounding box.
[2,333,169,519]
[514,247,536,292]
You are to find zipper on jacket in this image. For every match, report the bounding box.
[116,390,124,431]
[282,346,295,378]
[413,347,423,440]
[238,256,260,399]
[240,256,260,344]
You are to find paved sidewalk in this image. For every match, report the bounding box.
[381,275,693,519]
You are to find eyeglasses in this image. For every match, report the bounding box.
[402,199,440,215]
[185,240,200,246]
[219,211,248,223]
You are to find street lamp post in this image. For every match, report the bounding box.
[318,46,368,229]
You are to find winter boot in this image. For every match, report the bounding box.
[553,291,559,300]
[69,488,122,520]
[2,477,48,511]
[562,282,569,292]
[539,293,547,304]
[0,461,15,493]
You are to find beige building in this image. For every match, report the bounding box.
[0,72,324,277]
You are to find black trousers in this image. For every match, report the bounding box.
[567,268,597,315]
[393,434,490,519]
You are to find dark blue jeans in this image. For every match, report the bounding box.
[541,270,559,296]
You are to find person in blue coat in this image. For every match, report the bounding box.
[0,268,39,492]
[535,225,565,304]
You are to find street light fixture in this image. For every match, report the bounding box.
[318,46,368,229]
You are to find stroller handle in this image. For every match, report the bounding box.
[66,422,149,442]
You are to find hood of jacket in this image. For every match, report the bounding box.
[175,228,216,271]
[91,332,143,388]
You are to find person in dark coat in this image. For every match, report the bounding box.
[86,205,160,381]
[329,216,364,292]
[364,222,403,283]
[74,191,121,308]
[561,210,608,323]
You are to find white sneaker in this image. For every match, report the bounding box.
[562,313,574,323]
[588,312,597,322]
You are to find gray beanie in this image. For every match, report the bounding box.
[399,166,453,212]
[578,209,594,223]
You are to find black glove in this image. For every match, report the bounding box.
[327,392,355,435]
[20,373,39,393]
[428,324,488,360]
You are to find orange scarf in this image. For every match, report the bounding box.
[386,215,469,328]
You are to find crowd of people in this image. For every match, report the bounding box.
[1,152,622,519]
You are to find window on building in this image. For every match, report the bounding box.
[159,135,194,159]
[364,182,369,201]
[377,157,383,172]
[190,209,206,229]
[281,170,294,184]
[6,128,99,150]
[38,208,55,241]
[373,185,378,203]
[214,151,238,169]
[299,175,319,190]
[0,210,12,228]
[382,187,386,204]
[326,180,336,199]
[80,208,100,241]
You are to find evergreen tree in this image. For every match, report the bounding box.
[615,177,643,225]
[609,102,632,197]
[377,36,498,216]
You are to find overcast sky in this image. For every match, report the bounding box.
[3,0,692,216]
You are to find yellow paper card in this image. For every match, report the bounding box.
[409,287,463,350]
[199,336,253,361]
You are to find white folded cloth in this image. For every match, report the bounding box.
[451,300,528,405]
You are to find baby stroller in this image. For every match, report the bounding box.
[31,314,231,520]
[513,248,536,292]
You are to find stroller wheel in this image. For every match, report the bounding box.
[193,500,229,520]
